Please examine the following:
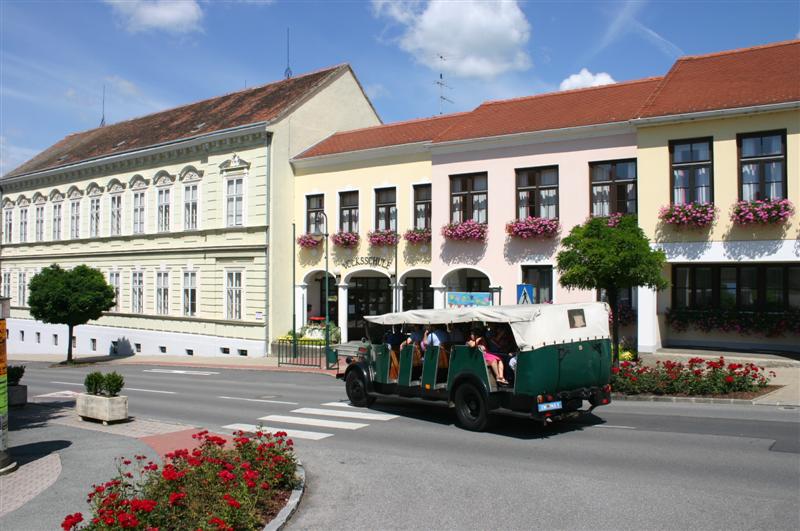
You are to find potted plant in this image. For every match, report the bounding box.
[331,231,360,248]
[658,202,716,228]
[731,198,794,225]
[367,229,399,246]
[403,227,432,244]
[76,371,128,425]
[7,365,27,407]
[441,219,488,242]
[296,233,322,249]
[505,217,560,238]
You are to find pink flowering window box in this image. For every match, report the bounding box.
[658,202,717,228]
[403,227,431,244]
[441,219,488,242]
[505,217,560,239]
[367,229,399,246]
[330,231,360,248]
[296,233,323,249]
[730,199,794,225]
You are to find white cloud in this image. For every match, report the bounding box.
[559,68,616,91]
[104,0,204,34]
[0,136,40,176]
[371,0,532,79]
[364,83,389,100]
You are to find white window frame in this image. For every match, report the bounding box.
[157,188,171,232]
[156,270,169,315]
[131,270,144,313]
[225,176,244,228]
[133,191,146,234]
[224,269,244,320]
[183,270,197,316]
[52,203,62,240]
[89,197,101,237]
[17,271,27,306]
[70,199,80,239]
[18,207,27,243]
[4,209,12,244]
[2,271,11,298]
[35,205,45,242]
[183,183,199,231]
[109,271,121,312]
[110,194,122,236]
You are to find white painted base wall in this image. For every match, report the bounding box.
[6,318,266,358]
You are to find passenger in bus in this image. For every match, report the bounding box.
[487,324,516,384]
[423,324,449,350]
[467,328,509,385]
[448,323,465,344]
[403,324,425,347]
[385,326,407,352]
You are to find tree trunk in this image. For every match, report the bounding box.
[608,289,620,368]
[67,324,74,363]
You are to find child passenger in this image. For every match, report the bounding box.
[466,328,509,385]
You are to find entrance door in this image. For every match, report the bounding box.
[316,275,338,324]
[348,277,391,340]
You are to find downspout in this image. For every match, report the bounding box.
[264,133,273,356]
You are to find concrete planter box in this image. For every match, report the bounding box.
[8,384,27,407]
[76,394,129,425]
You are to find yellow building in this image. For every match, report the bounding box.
[0,65,379,357]
[634,41,800,353]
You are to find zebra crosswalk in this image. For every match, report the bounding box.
[221,400,399,441]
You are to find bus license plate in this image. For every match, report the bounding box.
[537,401,562,412]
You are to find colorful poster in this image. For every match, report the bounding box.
[446,292,493,308]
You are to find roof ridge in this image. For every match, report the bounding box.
[636,62,682,116]
[676,38,800,62]
[328,111,471,136]
[62,64,349,139]
[479,76,664,108]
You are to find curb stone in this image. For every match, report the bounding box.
[263,461,306,531]
[612,393,757,406]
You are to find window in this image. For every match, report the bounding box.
[521,266,553,304]
[450,173,488,223]
[670,139,712,204]
[70,200,80,239]
[516,166,558,219]
[156,271,169,315]
[35,206,44,241]
[109,272,120,311]
[110,195,122,236]
[226,178,244,227]
[413,184,431,229]
[184,184,198,230]
[18,208,27,243]
[53,334,58,346]
[89,198,100,237]
[133,192,145,234]
[91,338,97,351]
[306,194,325,234]
[672,264,800,312]
[374,187,396,231]
[339,192,358,232]
[183,271,197,316]
[157,189,170,232]
[17,271,27,306]
[52,203,62,240]
[403,276,433,310]
[226,271,242,320]
[738,130,787,201]
[131,271,144,313]
[598,287,635,309]
[590,160,637,216]
[4,210,12,243]
[2,271,10,298]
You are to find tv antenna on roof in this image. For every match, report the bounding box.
[99,84,106,127]
[284,28,293,79]
[434,54,453,115]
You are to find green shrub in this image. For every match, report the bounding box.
[103,372,125,397]
[84,372,105,395]
[7,365,25,386]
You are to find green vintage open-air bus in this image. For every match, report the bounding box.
[338,302,613,431]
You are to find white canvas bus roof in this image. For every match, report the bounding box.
[364,302,610,351]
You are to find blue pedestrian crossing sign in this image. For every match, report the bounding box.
[516,284,535,304]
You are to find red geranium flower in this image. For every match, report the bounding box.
[223,494,241,509]
[725,375,734,383]
[117,512,139,529]
[168,492,187,506]
[61,512,83,531]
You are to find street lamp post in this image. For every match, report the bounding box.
[320,212,330,357]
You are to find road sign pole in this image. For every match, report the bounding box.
[0,297,16,475]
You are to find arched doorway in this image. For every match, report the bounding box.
[303,270,337,326]
[441,268,493,307]
[401,269,433,310]
[345,270,392,341]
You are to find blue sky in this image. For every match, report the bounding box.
[1,0,798,175]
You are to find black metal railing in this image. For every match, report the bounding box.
[274,339,338,368]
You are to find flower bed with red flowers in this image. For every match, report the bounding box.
[666,307,800,337]
[330,231,360,248]
[730,198,794,225]
[611,357,775,396]
[296,233,322,249]
[403,227,431,245]
[505,217,560,239]
[658,202,716,228]
[367,229,399,246]
[441,219,488,242]
[62,430,298,531]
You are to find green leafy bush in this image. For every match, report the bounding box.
[7,365,25,386]
[103,372,125,397]
[84,372,105,395]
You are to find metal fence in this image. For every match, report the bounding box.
[274,339,335,368]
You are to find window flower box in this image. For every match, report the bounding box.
[296,233,322,249]
[330,231,360,248]
[658,202,716,228]
[730,199,794,225]
[441,220,488,242]
[666,307,800,337]
[367,229,399,246]
[505,217,560,239]
[403,227,432,244]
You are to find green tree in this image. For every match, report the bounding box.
[556,215,668,365]
[28,264,116,363]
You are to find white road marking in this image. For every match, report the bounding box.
[144,369,219,376]
[292,407,397,421]
[50,381,83,386]
[258,415,368,430]
[218,396,298,406]
[590,425,636,430]
[222,423,332,441]
[320,401,357,408]
[51,381,175,394]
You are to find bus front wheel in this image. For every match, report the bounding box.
[454,382,490,431]
[345,370,375,407]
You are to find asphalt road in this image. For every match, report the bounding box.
[17,362,800,531]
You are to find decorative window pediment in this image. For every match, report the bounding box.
[66,186,83,200]
[50,189,65,203]
[153,170,176,187]
[86,182,105,197]
[15,195,30,207]
[2,198,14,209]
[219,154,250,173]
[107,179,126,194]
[32,192,47,205]
[129,174,150,190]
[179,165,204,183]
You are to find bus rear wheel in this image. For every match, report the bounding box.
[454,382,490,431]
[345,370,375,407]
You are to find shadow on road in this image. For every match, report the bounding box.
[8,440,73,467]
